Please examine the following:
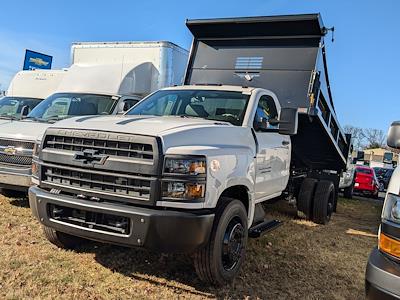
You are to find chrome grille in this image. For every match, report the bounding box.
[0,139,34,149]
[42,165,151,201]
[0,154,32,166]
[44,135,153,160]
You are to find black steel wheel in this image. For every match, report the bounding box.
[221,217,245,271]
[194,197,248,285]
[312,180,335,225]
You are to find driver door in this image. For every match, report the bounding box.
[253,95,290,201]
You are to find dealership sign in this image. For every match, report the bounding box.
[23,50,52,70]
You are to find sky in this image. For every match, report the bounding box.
[0,0,398,131]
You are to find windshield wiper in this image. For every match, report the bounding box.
[45,116,67,123]
[0,114,20,120]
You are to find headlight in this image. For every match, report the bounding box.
[164,156,206,175]
[162,156,206,201]
[32,141,41,157]
[162,182,206,200]
[382,193,400,224]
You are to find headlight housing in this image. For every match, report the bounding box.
[164,156,206,175]
[162,156,206,201]
[382,193,400,224]
[32,141,41,157]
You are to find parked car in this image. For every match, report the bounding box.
[381,168,394,190]
[366,122,400,299]
[373,167,389,192]
[354,166,379,199]
[339,167,355,199]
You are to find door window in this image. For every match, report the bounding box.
[253,95,278,131]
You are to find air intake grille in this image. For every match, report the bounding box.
[42,165,151,201]
[0,154,32,166]
[44,135,153,160]
[0,139,34,149]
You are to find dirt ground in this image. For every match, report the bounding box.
[0,192,382,300]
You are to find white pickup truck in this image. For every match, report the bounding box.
[29,14,351,285]
[0,41,187,191]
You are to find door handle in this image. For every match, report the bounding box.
[282,140,290,146]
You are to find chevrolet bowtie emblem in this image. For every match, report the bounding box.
[4,146,17,155]
[73,149,108,165]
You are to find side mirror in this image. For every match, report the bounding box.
[20,105,30,117]
[278,108,298,136]
[387,121,400,149]
[116,101,129,115]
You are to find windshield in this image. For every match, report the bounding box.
[27,93,118,122]
[127,89,249,126]
[0,96,42,119]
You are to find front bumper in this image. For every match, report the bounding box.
[0,165,31,190]
[366,247,400,299]
[29,185,214,253]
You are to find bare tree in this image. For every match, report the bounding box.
[344,125,365,150]
[363,128,386,149]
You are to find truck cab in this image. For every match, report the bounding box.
[366,121,400,299]
[0,70,67,124]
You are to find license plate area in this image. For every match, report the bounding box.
[48,204,130,235]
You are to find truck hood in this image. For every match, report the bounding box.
[52,115,234,136]
[0,119,12,126]
[0,120,52,141]
[51,115,255,155]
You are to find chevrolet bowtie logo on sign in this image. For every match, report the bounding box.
[23,50,52,70]
[3,147,17,155]
[29,57,49,67]
[73,149,108,166]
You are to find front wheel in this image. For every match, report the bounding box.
[193,198,248,285]
[343,183,353,199]
[43,225,86,249]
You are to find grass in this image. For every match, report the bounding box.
[0,193,383,299]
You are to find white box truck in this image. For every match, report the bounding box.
[29,15,351,285]
[0,69,67,124]
[0,41,188,191]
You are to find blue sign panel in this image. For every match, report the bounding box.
[23,50,52,70]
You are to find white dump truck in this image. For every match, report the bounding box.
[0,69,67,124]
[0,41,188,191]
[29,14,351,285]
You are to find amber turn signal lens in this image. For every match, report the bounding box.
[379,232,400,258]
[186,183,205,199]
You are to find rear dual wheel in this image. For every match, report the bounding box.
[297,179,335,224]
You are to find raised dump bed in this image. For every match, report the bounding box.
[184,14,350,172]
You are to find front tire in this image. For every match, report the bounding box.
[343,183,353,199]
[43,225,86,249]
[194,198,248,285]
